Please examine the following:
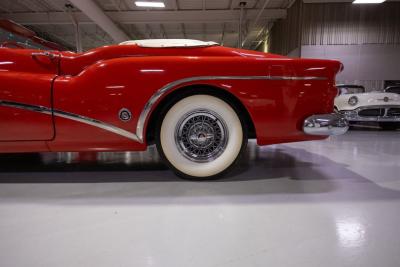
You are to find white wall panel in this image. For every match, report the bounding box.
[302,2,400,45]
[302,44,400,90]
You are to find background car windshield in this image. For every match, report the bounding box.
[338,86,366,95]
[385,86,400,94]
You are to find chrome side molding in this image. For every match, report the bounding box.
[0,100,140,142]
[53,109,140,142]
[0,100,52,115]
[303,113,349,136]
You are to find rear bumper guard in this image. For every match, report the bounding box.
[303,113,349,136]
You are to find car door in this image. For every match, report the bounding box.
[0,49,58,141]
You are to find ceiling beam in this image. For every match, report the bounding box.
[2,9,286,25]
[68,0,129,43]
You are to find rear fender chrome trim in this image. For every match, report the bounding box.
[53,109,140,142]
[0,100,52,115]
[136,75,327,142]
[0,100,140,142]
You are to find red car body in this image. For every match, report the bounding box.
[0,42,343,153]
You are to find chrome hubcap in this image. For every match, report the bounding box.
[175,109,228,162]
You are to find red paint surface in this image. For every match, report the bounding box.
[0,44,341,153]
[0,49,58,143]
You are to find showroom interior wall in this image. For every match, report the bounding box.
[265,1,400,91]
[266,0,302,57]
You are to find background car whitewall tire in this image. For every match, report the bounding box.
[155,94,247,179]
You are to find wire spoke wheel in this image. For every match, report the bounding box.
[156,94,247,179]
[175,109,228,162]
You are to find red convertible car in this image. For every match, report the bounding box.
[0,39,348,179]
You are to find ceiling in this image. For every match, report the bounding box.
[0,0,292,51]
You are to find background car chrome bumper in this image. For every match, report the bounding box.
[303,113,349,136]
[340,105,400,122]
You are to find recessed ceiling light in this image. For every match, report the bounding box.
[135,1,165,8]
[353,0,385,4]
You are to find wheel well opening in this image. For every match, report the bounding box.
[145,84,256,144]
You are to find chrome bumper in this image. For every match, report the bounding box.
[303,113,349,136]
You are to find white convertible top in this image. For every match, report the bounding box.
[119,39,219,48]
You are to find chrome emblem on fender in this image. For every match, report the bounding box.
[119,108,132,122]
[378,97,392,102]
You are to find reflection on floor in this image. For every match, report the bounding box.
[0,129,399,267]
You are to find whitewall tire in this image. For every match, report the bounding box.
[156,94,246,179]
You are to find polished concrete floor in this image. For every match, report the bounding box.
[0,128,399,267]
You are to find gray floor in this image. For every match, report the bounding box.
[0,129,399,267]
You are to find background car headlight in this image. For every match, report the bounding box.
[348,96,358,106]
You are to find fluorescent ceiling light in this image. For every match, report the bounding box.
[353,0,385,4]
[135,1,165,7]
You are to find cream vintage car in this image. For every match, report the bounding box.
[335,84,400,130]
